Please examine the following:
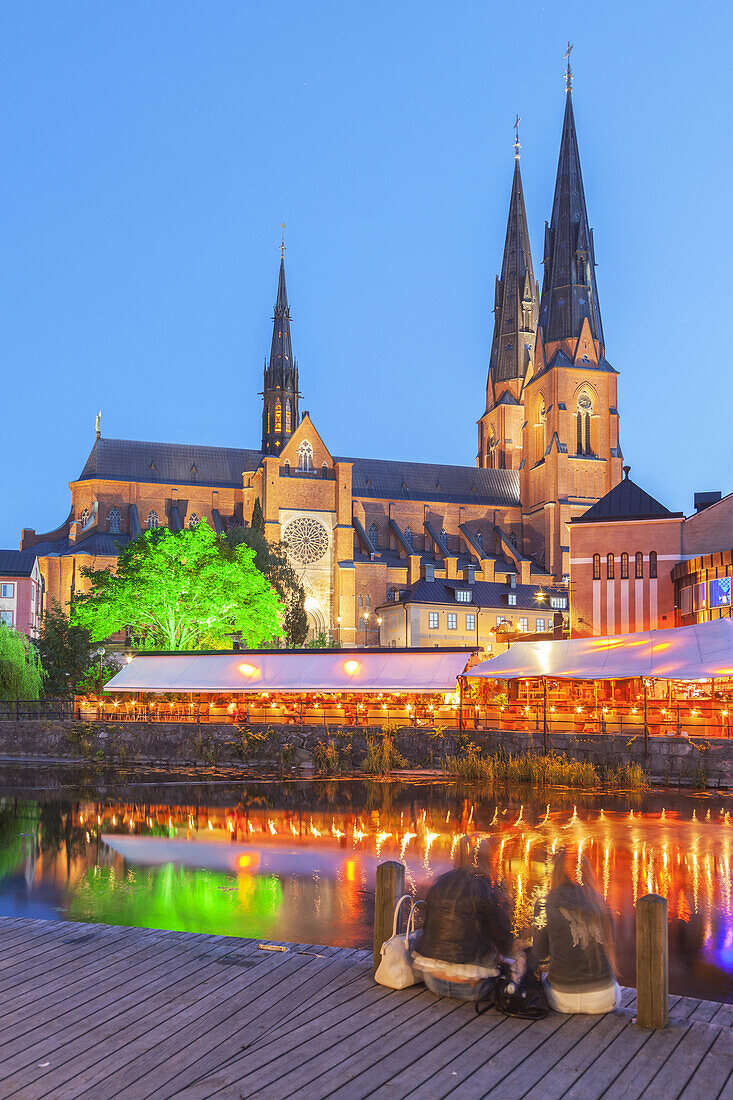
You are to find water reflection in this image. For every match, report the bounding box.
[0,783,731,1002]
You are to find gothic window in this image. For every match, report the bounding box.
[440,527,448,546]
[621,552,629,579]
[266,405,270,434]
[298,440,314,472]
[536,399,547,458]
[366,594,371,607]
[649,551,657,579]
[285,399,292,433]
[576,392,593,455]
[487,431,496,469]
[509,532,517,547]
[635,552,644,579]
[592,554,601,580]
[274,403,282,434]
[147,510,159,530]
[359,617,365,630]
[404,526,414,549]
[188,513,199,529]
[476,529,483,548]
[368,522,379,546]
[284,460,290,475]
[108,507,121,534]
[606,553,614,580]
[358,595,363,608]
[80,508,89,527]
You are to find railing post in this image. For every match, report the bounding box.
[636,893,668,1029]
[373,860,405,976]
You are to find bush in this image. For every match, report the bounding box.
[362,733,407,776]
[0,624,44,700]
[313,738,341,775]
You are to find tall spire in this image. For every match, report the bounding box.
[262,240,300,454]
[486,146,538,399]
[538,71,605,351]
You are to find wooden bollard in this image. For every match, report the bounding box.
[373,860,405,976]
[636,893,669,1029]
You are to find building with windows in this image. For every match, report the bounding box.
[569,472,733,636]
[0,551,43,639]
[21,74,627,646]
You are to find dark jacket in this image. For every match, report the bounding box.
[418,869,512,966]
[533,883,614,992]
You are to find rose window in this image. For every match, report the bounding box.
[283,517,329,565]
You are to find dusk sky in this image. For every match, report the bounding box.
[1,1,731,547]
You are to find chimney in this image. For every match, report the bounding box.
[509,573,517,590]
[466,564,476,585]
[424,563,435,582]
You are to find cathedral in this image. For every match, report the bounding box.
[20,74,623,648]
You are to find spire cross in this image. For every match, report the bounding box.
[564,41,573,92]
[279,222,286,259]
[513,114,521,160]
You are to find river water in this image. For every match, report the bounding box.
[0,774,731,1003]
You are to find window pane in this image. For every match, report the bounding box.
[466,614,475,630]
[447,614,457,630]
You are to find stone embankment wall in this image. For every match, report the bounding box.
[0,720,729,788]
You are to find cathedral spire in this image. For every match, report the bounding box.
[262,241,300,454]
[486,147,538,401]
[538,77,605,351]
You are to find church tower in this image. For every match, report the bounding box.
[262,243,300,455]
[478,126,538,470]
[521,56,622,579]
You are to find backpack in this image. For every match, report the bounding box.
[476,950,549,1020]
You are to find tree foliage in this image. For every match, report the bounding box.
[37,602,93,697]
[224,525,309,648]
[0,625,44,700]
[74,521,283,650]
[251,497,265,535]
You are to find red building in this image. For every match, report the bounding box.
[0,551,43,639]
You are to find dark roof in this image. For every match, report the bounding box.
[341,457,520,507]
[79,437,263,488]
[30,532,132,558]
[391,578,564,611]
[574,476,682,523]
[539,91,604,348]
[0,549,39,576]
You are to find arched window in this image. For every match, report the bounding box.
[284,460,290,475]
[606,553,614,580]
[188,513,199,529]
[440,527,448,546]
[274,403,282,434]
[487,431,496,469]
[147,510,159,530]
[476,529,483,548]
[536,398,547,458]
[592,554,601,580]
[576,392,593,455]
[635,552,644,579]
[404,526,414,549]
[621,552,629,579]
[266,405,270,433]
[649,551,657,579]
[108,507,121,534]
[368,522,379,546]
[359,617,365,630]
[285,399,292,433]
[80,508,89,527]
[366,594,371,607]
[357,594,363,608]
[298,440,314,472]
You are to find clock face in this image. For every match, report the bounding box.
[578,393,592,410]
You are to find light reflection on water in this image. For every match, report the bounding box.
[0,782,731,1003]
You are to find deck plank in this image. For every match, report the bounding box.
[0,916,727,1100]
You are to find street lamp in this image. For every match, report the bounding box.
[96,646,105,718]
[363,609,370,647]
[376,616,383,647]
[336,615,341,646]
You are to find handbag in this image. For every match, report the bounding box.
[477,951,549,1019]
[374,894,424,989]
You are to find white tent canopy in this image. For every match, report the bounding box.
[104,649,472,694]
[467,619,733,682]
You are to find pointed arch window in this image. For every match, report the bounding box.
[80,508,89,527]
[649,551,657,579]
[621,552,629,579]
[475,529,483,549]
[440,527,448,547]
[536,399,547,458]
[274,403,282,434]
[147,510,159,530]
[285,399,292,433]
[487,431,496,469]
[635,552,644,579]
[357,594,363,608]
[404,526,414,549]
[576,392,593,455]
[266,405,270,434]
[108,507,121,534]
[297,440,314,472]
[606,553,614,580]
[592,554,601,580]
[368,522,379,547]
[188,513,199,529]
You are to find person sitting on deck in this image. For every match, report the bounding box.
[533,848,619,1014]
[412,868,512,1001]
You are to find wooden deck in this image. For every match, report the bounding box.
[0,917,730,1099]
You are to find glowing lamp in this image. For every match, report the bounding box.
[239,663,258,677]
[345,660,360,675]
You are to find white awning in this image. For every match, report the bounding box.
[104,649,472,694]
[467,619,733,682]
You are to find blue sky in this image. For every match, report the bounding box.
[1,0,731,546]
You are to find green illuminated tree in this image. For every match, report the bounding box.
[224,525,308,648]
[74,520,283,650]
[0,624,44,700]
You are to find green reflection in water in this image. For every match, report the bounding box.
[69,863,284,936]
[0,801,38,879]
